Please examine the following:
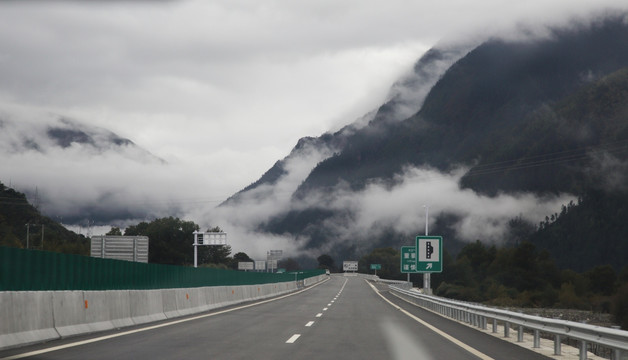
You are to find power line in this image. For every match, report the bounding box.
[464,139,628,178]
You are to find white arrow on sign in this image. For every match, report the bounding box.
[426,263,433,269]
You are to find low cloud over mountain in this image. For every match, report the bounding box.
[201,15,628,262]
[4,14,628,267]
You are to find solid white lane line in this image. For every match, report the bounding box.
[286,334,301,343]
[366,281,494,360]
[305,321,315,327]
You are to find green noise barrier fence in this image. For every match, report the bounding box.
[0,246,324,291]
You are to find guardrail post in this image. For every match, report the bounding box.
[481,316,487,330]
[554,334,562,355]
[504,322,510,338]
[517,325,524,342]
[533,329,540,348]
[579,341,587,360]
[613,348,621,360]
[492,318,498,333]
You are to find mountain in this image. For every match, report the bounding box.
[0,109,164,163]
[223,44,469,205]
[225,15,628,270]
[0,107,173,226]
[0,181,89,254]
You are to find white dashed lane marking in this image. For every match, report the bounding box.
[286,334,301,344]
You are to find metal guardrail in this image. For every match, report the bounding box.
[389,285,628,360]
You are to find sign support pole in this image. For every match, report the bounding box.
[192,231,227,269]
[423,205,431,294]
[193,231,198,268]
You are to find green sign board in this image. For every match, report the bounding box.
[416,236,443,273]
[400,246,417,273]
[370,264,381,270]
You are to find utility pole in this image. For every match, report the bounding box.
[26,223,30,249]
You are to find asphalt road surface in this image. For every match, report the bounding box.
[0,275,550,360]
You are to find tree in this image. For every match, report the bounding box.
[124,217,199,265]
[612,284,628,330]
[359,247,401,280]
[279,258,301,271]
[317,254,336,272]
[201,244,232,266]
[229,252,253,270]
[233,252,253,262]
[587,265,617,296]
[198,226,231,266]
[106,227,122,236]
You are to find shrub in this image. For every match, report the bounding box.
[611,283,628,330]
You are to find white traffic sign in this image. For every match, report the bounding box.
[343,261,358,272]
[416,236,443,273]
[238,262,254,270]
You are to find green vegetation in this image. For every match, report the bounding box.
[359,242,628,329]
[358,247,401,280]
[317,254,337,272]
[259,22,628,276]
[0,182,244,269]
[0,182,89,255]
[123,221,241,268]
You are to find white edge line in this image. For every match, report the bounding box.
[365,280,494,360]
[1,278,331,360]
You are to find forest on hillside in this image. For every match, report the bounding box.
[355,241,628,329]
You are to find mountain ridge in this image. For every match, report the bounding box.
[224,15,628,270]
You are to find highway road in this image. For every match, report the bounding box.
[0,275,550,360]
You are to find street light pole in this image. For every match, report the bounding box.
[424,205,429,236]
[423,205,431,294]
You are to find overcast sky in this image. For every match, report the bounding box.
[2,1,628,257]
[3,0,627,198]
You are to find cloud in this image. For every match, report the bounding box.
[204,163,574,259]
[1,1,624,259]
[586,151,628,192]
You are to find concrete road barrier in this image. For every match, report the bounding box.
[0,276,325,351]
[53,291,89,338]
[129,289,166,325]
[0,291,58,350]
